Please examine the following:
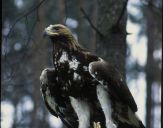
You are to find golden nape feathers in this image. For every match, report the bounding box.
[44,24,83,51]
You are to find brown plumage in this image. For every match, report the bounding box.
[40,24,145,128]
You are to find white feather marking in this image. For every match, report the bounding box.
[68,80,71,85]
[40,69,48,85]
[59,51,68,63]
[73,72,78,80]
[88,63,95,78]
[97,85,117,128]
[99,80,104,85]
[69,58,80,70]
[40,68,55,85]
[73,72,81,80]
[99,57,104,62]
[63,86,68,91]
[83,66,88,71]
[69,96,90,128]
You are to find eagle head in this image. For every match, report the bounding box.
[43,24,82,51]
[44,24,72,38]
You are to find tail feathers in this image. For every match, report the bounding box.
[114,105,145,128]
[117,121,145,128]
[59,117,74,128]
[138,121,145,128]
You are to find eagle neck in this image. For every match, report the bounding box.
[52,37,98,67]
[66,36,84,52]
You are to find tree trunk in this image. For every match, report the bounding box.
[30,0,49,127]
[144,2,162,128]
[95,0,128,127]
[90,0,97,53]
[96,0,127,77]
[58,0,65,23]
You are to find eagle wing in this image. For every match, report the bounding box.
[40,68,74,128]
[88,58,137,112]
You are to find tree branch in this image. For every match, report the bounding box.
[2,0,47,80]
[115,0,128,26]
[111,0,128,33]
[4,0,47,41]
[80,7,104,37]
[64,0,68,24]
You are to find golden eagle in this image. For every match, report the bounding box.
[40,24,145,128]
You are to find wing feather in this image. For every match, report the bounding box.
[88,58,138,112]
[40,68,74,128]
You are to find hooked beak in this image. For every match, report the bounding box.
[43,27,59,38]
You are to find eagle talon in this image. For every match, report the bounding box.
[93,122,101,128]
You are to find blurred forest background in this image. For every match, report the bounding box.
[1,0,162,128]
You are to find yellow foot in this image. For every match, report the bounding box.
[93,122,101,128]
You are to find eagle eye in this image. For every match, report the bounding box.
[53,26,60,31]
